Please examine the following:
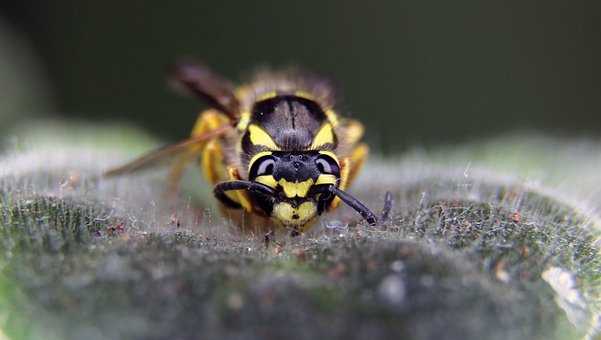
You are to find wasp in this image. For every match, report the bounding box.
[105,62,387,234]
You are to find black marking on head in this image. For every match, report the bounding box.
[247,95,328,151]
[271,152,320,183]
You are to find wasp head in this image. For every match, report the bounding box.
[247,151,340,228]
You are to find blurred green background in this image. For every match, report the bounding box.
[1,1,600,153]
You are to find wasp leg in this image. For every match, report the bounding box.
[213,180,275,209]
[191,110,254,212]
[337,118,368,188]
[226,167,254,212]
[327,186,377,226]
[201,139,224,184]
[192,110,230,182]
[163,110,231,198]
[346,143,369,188]
[338,118,365,146]
[331,143,369,209]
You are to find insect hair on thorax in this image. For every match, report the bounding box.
[236,68,336,113]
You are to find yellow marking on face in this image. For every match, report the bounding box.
[257,91,278,102]
[255,175,277,189]
[325,109,339,127]
[248,151,273,172]
[248,124,280,150]
[273,201,317,226]
[316,174,338,185]
[318,150,340,166]
[310,123,335,149]
[237,111,251,131]
[278,178,314,198]
[294,90,315,101]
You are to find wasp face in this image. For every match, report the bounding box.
[248,151,340,227]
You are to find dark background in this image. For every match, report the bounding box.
[2,1,600,153]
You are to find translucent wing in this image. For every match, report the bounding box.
[168,61,240,119]
[103,125,231,177]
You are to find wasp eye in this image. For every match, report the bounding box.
[315,155,339,175]
[255,157,276,176]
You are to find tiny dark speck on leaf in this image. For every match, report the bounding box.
[511,211,521,223]
[328,263,347,280]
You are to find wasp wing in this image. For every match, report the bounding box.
[168,61,240,119]
[103,125,231,177]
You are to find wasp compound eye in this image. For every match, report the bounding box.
[315,154,339,175]
[256,157,275,176]
[249,156,276,178]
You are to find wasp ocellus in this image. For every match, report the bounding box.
[105,61,386,234]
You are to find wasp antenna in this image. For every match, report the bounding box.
[328,186,377,225]
[213,180,276,209]
[168,60,240,119]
